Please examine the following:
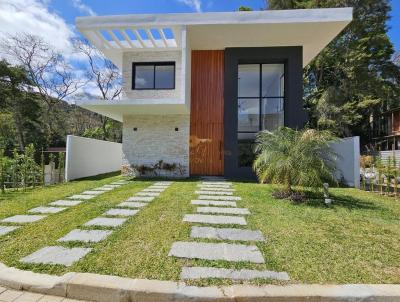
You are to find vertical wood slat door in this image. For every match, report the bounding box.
[190,50,224,176]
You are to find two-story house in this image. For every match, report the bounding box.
[76,8,353,179]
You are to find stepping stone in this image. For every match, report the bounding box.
[58,229,112,243]
[20,246,92,266]
[81,190,104,195]
[168,241,264,263]
[197,187,235,191]
[183,214,246,225]
[49,200,84,207]
[199,195,241,201]
[67,195,95,200]
[92,187,113,191]
[190,226,265,241]
[111,181,128,185]
[127,196,155,202]
[117,202,148,208]
[1,215,46,224]
[202,182,232,185]
[84,217,127,228]
[154,182,173,185]
[197,207,250,215]
[181,267,289,281]
[200,185,232,189]
[28,207,67,214]
[104,209,139,217]
[191,200,237,207]
[103,185,121,188]
[0,226,19,236]
[136,192,160,197]
[195,191,233,196]
[142,188,165,192]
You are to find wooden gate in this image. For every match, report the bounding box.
[190,50,224,176]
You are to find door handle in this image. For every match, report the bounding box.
[219,141,223,160]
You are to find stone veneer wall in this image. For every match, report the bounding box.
[122,51,182,100]
[122,114,189,178]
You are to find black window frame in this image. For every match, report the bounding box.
[237,63,285,167]
[132,61,176,90]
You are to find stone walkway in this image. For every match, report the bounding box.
[0,286,89,302]
[20,181,173,267]
[0,180,131,238]
[168,177,290,281]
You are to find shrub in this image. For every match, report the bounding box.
[253,127,338,195]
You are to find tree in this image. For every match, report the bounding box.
[0,33,84,140]
[0,60,44,150]
[74,39,122,141]
[267,0,400,140]
[253,127,337,193]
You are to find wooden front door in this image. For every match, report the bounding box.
[190,50,224,176]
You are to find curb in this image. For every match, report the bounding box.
[1,263,400,301]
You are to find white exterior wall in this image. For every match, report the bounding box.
[65,135,122,181]
[331,136,360,188]
[122,114,190,177]
[122,50,182,100]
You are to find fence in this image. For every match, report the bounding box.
[0,146,66,193]
[331,136,360,188]
[65,135,122,181]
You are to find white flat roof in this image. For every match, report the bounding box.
[76,8,352,27]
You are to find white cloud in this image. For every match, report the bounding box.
[177,0,202,12]
[0,0,74,53]
[71,0,96,16]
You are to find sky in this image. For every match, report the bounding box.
[0,0,398,53]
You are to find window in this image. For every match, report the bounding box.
[132,62,175,90]
[237,64,285,166]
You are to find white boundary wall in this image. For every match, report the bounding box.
[331,136,360,188]
[65,135,122,181]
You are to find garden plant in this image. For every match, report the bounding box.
[252,127,338,201]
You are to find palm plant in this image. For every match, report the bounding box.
[253,127,338,193]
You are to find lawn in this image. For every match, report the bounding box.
[0,174,399,285]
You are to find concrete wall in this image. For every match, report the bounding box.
[331,136,360,188]
[122,114,189,177]
[65,135,122,181]
[122,50,182,100]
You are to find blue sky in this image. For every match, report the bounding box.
[45,0,400,52]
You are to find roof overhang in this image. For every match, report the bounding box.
[76,99,190,122]
[76,8,353,68]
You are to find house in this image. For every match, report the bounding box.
[76,8,353,179]
[370,107,400,151]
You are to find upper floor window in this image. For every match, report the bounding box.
[132,62,175,90]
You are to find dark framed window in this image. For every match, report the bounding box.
[132,62,175,90]
[237,63,285,166]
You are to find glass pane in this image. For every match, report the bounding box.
[135,65,154,89]
[238,99,260,132]
[155,64,174,89]
[238,140,256,167]
[261,98,284,131]
[238,64,260,97]
[262,64,284,97]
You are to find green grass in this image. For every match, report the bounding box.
[0,175,400,285]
